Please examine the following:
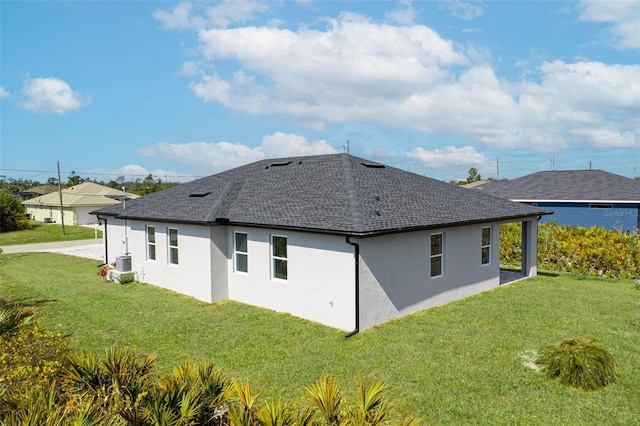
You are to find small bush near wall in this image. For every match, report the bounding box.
[501,222,640,279]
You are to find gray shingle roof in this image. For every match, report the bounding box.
[93,154,548,236]
[475,170,640,202]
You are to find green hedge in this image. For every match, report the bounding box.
[501,222,639,279]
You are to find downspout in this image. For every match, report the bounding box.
[96,215,108,267]
[345,236,360,338]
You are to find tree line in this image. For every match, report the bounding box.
[0,173,180,233]
[0,171,180,196]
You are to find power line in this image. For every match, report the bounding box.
[0,168,200,179]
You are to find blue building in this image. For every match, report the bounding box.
[473,170,640,232]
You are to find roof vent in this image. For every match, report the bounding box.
[189,192,211,198]
[373,209,381,216]
[373,194,381,201]
[361,163,385,169]
[270,161,293,167]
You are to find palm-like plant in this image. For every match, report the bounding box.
[305,376,343,425]
[63,350,109,396]
[103,345,157,405]
[256,398,294,426]
[62,346,157,422]
[0,382,114,425]
[228,380,260,426]
[0,302,34,335]
[151,361,232,425]
[536,338,617,391]
[350,380,390,426]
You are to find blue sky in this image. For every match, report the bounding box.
[1,1,639,184]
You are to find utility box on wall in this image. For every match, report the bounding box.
[116,256,131,272]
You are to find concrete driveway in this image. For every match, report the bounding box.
[0,239,104,261]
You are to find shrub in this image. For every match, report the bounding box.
[0,301,34,335]
[501,222,640,279]
[62,345,157,421]
[0,324,69,416]
[535,338,617,391]
[1,317,419,425]
[0,188,31,233]
[147,361,232,425]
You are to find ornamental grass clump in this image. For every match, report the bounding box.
[535,338,617,391]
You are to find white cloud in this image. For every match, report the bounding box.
[154,1,268,30]
[577,0,640,49]
[260,132,337,157]
[529,61,639,111]
[386,0,419,25]
[153,2,197,30]
[570,127,637,149]
[84,164,191,182]
[136,132,337,175]
[160,8,639,152]
[438,0,485,21]
[0,86,10,99]
[407,145,490,170]
[20,77,91,114]
[191,12,468,123]
[204,0,269,28]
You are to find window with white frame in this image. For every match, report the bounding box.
[234,232,248,273]
[146,226,156,261]
[430,233,443,278]
[271,235,287,280]
[481,226,491,265]
[168,228,179,265]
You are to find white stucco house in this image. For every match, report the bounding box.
[92,154,549,332]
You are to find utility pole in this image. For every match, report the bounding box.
[344,139,350,154]
[496,157,500,180]
[57,161,65,235]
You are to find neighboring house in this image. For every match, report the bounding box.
[92,154,548,332]
[23,182,138,226]
[473,170,640,232]
[14,184,59,201]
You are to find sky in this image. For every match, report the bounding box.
[1,0,639,184]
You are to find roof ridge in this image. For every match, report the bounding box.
[203,180,233,223]
[341,155,364,232]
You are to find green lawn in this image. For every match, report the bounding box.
[0,222,101,246]
[1,252,638,425]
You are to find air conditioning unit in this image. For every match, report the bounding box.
[44,217,53,223]
[115,256,132,272]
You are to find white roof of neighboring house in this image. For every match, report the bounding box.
[23,182,139,208]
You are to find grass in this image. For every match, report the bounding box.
[0,222,101,246]
[1,252,639,425]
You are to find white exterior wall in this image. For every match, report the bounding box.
[74,207,101,225]
[521,219,538,277]
[227,227,356,331]
[98,217,538,332]
[358,223,501,330]
[210,226,229,302]
[104,219,215,302]
[103,217,127,261]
